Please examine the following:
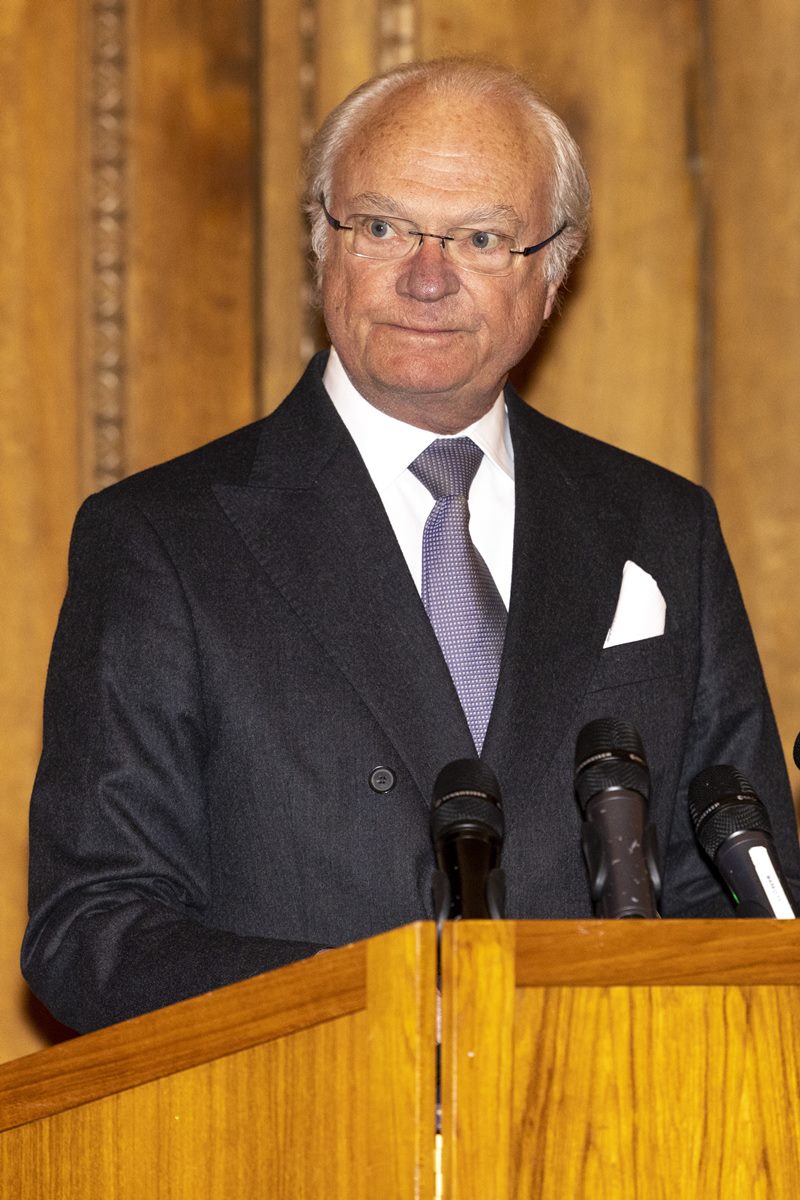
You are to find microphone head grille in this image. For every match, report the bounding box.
[430,793,505,842]
[574,718,650,810]
[575,718,646,765]
[688,765,772,858]
[431,758,504,842]
[433,759,501,806]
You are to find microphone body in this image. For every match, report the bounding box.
[689,766,798,918]
[575,718,660,919]
[430,759,505,923]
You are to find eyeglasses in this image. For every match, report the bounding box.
[320,195,565,277]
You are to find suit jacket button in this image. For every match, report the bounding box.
[369,766,396,794]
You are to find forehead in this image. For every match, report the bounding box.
[332,88,550,222]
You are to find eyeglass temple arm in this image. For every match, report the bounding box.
[320,195,352,232]
[515,222,568,257]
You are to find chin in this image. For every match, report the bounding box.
[375,368,471,401]
[365,347,472,399]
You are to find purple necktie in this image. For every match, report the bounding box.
[409,437,507,753]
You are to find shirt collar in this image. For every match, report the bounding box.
[323,348,514,494]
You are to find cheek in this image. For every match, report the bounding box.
[481,283,549,365]
[508,279,549,332]
[323,262,386,326]
[488,287,533,343]
[322,262,349,315]
[322,276,361,352]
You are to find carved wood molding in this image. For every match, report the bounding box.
[298,0,320,363]
[81,0,419,466]
[85,0,128,489]
[378,0,416,70]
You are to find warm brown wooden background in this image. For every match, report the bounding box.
[1,0,798,1063]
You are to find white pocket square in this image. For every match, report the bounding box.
[603,560,666,648]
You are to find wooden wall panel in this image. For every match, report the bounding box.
[125,0,258,473]
[314,0,377,119]
[705,2,800,766]
[2,0,799,1071]
[419,0,701,482]
[0,0,83,1061]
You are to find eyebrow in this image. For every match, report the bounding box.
[345,193,525,231]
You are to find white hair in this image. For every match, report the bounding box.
[304,57,591,285]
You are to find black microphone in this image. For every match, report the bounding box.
[430,759,505,924]
[574,718,661,918]
[688,765,798,918]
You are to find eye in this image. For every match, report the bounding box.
[467,230,503,252]
[363,217,397,240]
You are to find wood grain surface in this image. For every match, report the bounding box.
[704,1,800,763]
[126,0,259,472]
[0,938,367,1133]
[3,921,799,1196]
[0,924,437,1200]
[441,921,800,1199]
[511,982,800,1199]
[0,0,83,1064]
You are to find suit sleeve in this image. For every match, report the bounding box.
[659,487,800,916]
[22,490,323,1033]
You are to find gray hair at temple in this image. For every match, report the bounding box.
[304,58,591,287]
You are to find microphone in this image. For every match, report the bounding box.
[688,765,798,918]
[430,759,505,924]
[574,718,661,918]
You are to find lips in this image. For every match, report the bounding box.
[383,323,465,335]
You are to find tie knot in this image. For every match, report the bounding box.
[409,437,484,500]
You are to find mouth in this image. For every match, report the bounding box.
[382,323,465,336]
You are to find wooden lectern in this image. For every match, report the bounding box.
[2,920,800,1198]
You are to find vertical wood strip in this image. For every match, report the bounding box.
[82,0,129,490]
[704,1,800,771]
[0,0,83,1063]
[313,0,379,123]
[366,924,436,1199]
[260,0,310,409]
[377,0,417,71]
[126,1,258,471]
[440,922,516,1199]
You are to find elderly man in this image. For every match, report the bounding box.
[23,59,800,1032]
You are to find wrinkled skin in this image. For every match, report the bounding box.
[321,86,560,434]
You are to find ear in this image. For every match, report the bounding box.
[543,281,560,321]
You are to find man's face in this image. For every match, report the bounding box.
[320,88,560,433]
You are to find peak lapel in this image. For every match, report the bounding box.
[483,393,633,795]
[214,364,474,800]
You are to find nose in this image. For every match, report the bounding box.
[396,235,461,302]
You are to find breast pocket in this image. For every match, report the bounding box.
[588,634,684,695]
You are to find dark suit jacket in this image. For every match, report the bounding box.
[22,353,800,1031]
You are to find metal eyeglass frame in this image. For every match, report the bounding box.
[319,195,566,268]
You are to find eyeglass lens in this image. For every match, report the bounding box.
[347,214,517,274]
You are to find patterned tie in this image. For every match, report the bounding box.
[409,437,507,753]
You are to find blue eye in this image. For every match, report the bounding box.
[368,219,394,239]
[468,230,500,251]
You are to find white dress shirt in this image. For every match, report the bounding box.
[323,349,515,608]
